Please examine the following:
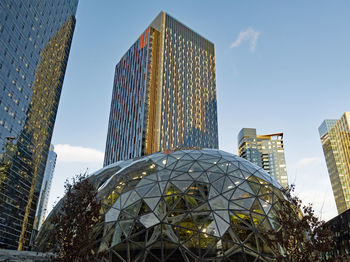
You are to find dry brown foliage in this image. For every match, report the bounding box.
[50,173,101,262]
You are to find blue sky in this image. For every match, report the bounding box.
[48,0,350,220]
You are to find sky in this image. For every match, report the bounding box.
[48,0,350,221]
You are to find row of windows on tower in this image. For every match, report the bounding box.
[165,18,213,50]
[4,1,74,21]
[1,79,31,101]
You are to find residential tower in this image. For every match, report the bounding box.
[238,128,288,187]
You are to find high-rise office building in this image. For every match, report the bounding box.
[33,144,57,231]
[238,128,288,187]
[319,112,350,214]
[104,11,218,165]
[0,0,78,250]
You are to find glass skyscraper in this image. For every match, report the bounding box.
[0,0,78,250]
[33,144,57,231]
[319,112,350,214]
[238,128,288,188]
[104,11,218,165]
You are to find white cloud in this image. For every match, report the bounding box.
[230,27,260,52]
[54,144,104,163]
[296,157,322,168]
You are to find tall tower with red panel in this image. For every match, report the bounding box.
[104,12,218,166]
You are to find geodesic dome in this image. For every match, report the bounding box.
[37,149,287,262]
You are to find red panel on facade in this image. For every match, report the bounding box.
[138,28,149,51]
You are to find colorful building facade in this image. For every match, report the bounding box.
[104,12,218,165]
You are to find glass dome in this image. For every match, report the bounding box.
[37,149,286,261]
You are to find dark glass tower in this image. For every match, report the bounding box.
[104,12,218,166]
[0,0,78,250]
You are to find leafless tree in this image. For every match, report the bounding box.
[266,185,339,262]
